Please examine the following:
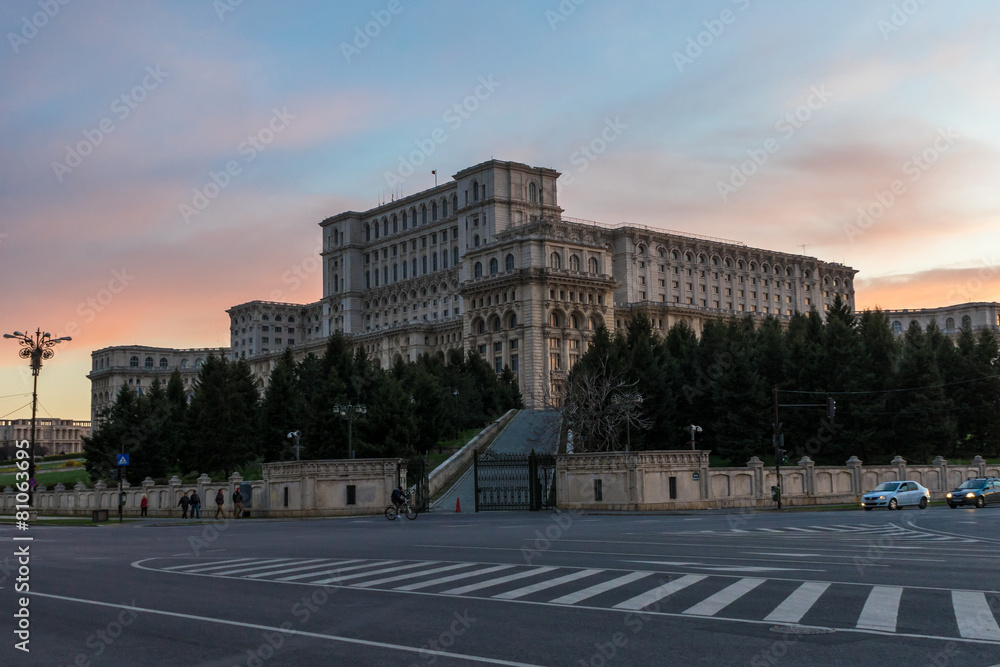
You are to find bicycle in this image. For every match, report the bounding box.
[385,494,417,521]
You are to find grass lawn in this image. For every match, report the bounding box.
[0,468,90,488]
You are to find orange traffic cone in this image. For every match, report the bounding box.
[455,497,461,513]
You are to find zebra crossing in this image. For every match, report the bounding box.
[677,523,975,542]
[134,556,1000,643]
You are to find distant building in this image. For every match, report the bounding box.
[87,345,227,424]
[89,159,858,412]
[0,418,91,455]
[883,302,1000,338]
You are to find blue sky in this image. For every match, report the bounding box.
[2,0,999,419]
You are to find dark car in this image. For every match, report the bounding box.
[946,477,1000,508]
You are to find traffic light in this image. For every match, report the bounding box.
[775,447,787,465]
[827,397,836,421]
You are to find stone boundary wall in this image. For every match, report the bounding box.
[557,451,1000,511]
[428,409,518,497]
[2,459,404,518]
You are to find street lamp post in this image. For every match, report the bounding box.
[3,329,71,507]
[688,424,702,450]
[287,431,302,461]
[452,388,459,444]
[333,403,366,459]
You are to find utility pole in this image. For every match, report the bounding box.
[772,385,782,510]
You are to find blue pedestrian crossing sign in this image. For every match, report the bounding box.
[116,454,130,466]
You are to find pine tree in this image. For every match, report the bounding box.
[258,349,305,461]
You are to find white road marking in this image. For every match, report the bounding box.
[441,567,558,595]
[953,591,1000,641]
[174,558,292,574]
[764,581,830,623]
[277,560,397,582]
[625,560,824,573]
[856,586,903,632]
[550,572,653,605]
[312,561,434,584]
[683,578,766,617]
[613,574,707,611]
[160,557,253,571]
[28,592,544,667]
[493,569,603,600]
[353,563,476,588]
[395,565,515,592]
[245,560,352,579]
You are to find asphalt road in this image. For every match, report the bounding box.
[5,505,1000,666]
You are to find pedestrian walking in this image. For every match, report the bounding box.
[232,487,244,518]
[214,489,225,518]
[140,494,148,518]
[178,491,190,519]
[190,490,201,518]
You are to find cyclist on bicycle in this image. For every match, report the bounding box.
[391,486,407,509]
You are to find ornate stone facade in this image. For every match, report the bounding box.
[88,159,858,413]
[883,301,1000,338]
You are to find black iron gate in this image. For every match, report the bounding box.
[398,457,429,512]
[474,449,556,511]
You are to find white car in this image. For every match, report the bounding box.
[861,480,930,510]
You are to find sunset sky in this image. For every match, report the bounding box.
[2,0,999,421]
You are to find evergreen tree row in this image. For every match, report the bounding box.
[567,296,1000,465]
[84,334,522,482]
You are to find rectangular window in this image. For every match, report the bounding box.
[478,344,487,355]
[494,342,503,352]
[510,339,518,350]
[549,337,560,349]
[510,354,519,373]
[262,337,269,344]
[549,352,561,371]
[274,326,282,333]
[495,357,503,373]
[275,338,282,344]
[346,485,356,505]
[594,479,603,502]
[669,476,677,500]
[283,486,289,507]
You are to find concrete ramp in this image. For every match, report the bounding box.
[432,410,562,512]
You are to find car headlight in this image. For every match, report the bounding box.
[966,492,975,498]
[946,493,952,498]
[878,495,885,500]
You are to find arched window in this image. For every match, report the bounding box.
[945,317,955,331]
[474,235,480,248]
[529,182,538,203]
[550,312,560,327]
[477,320,485,334]
[453,247,459,266]
[474,262,483,278]
[392,215,398,233]
[505,254,514,271]
[671,250,679,260]
[262,314,269,321]
[569,254,580,272]
[180,358,188,369]
[432,202,437,221]
[159,358,168,368]
[588,317,597,331]
[442,198,448,217]
[571,314,580,329]
[962,315,972,329]
[130,356,139,367]
[490,258,498,275]
[589,257,599,274]
[452,194,458,212]
[493,318,501,332]
[509,313,517,328]
[365,224,371,242]
[402,211,407,230]
[421,204,427,224]
[550,252,561,270]
[333,229,339,245]
[275,315,282,322]
[891,321,903,334]
[472,180,479,201]
[373,221,379,239]
[383,219,388,236]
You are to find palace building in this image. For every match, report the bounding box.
[90,159,858,411]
